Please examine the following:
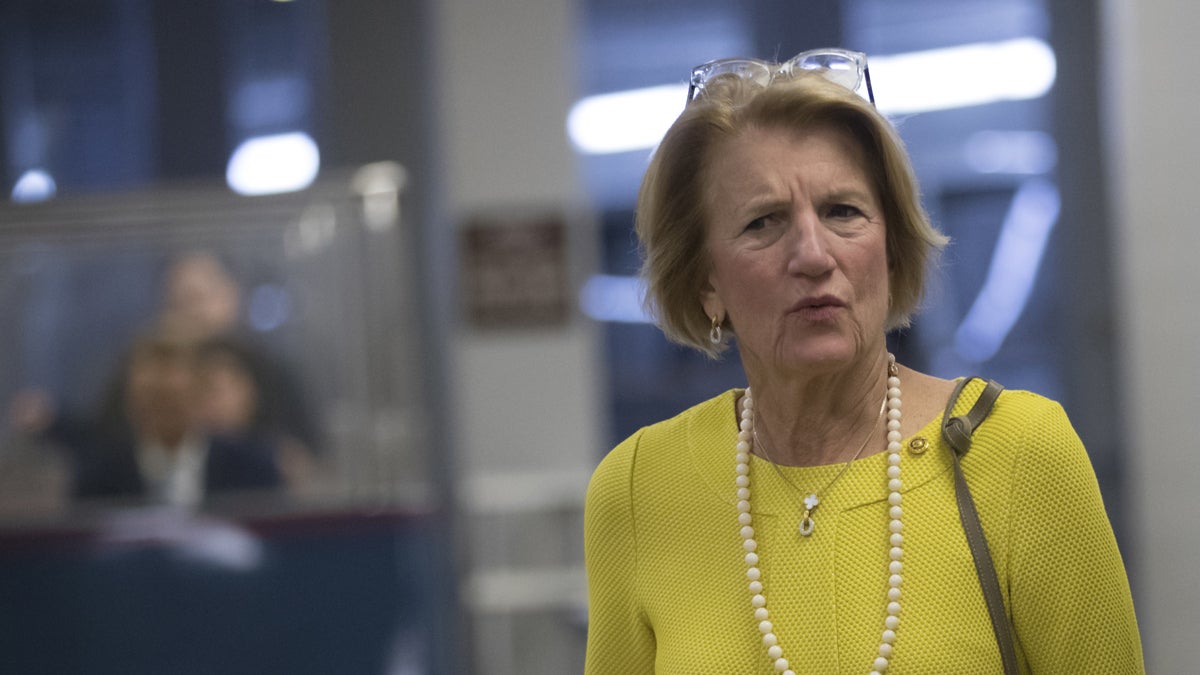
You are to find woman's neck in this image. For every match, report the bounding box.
[744,349,891,466]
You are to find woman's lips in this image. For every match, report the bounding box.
[790,295,846,320]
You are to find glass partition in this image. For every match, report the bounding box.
[0,163,433,518]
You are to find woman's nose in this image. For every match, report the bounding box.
[785,212,836,277]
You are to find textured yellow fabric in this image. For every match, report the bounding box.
[584,382,1143,674]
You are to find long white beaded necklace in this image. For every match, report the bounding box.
[735,353,904,675]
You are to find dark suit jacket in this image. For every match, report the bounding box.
[73,431,282,504]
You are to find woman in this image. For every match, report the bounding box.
[583,49,1142,674]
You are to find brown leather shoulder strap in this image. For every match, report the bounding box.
[942,377,1004,456]
[941,377,1018,675]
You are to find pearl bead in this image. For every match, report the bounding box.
[741,525,755,539]
[749,581,763,594]
[784,671,796,675]
[747,567,761,580]
[887,601,901,616]
[882,629,896,644]
[743,539,758,552]
[745,552,758,566]
[759,620,773,634]
[889,574,902,588]
[737,499,751,512]
[763,632,777,647]
[888,587,901,602]
[736,452,750,464]
[885,615,900,630]
[874,656,890,671]
[889,561,902,575]
[737,464,750,476]
[879,643,893,658]
[888,492,902,506]
[887,430,902,443]
[890,533,903,547]
[887,453,901,466]
[887,408,901,420]
[889,547,903,561]
[889,506,902,519]
[740,418,753,431]
[774,657,789,671]
[739,511,752,525]
[756,608,769,621]
[767,645,782,659]
[736,475,750,487]
[889,519,903,533]
[752,594,766,608]
[887,465,901,479]
[888,479,902,492]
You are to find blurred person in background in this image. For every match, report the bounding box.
[583,49,1142,674]
[159,250,322,461]
[75,329,281,507]
[7,250,322,503]
[193,335,323,496]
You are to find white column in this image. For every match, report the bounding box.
[1103,0,1200,669]
[431,0,598,672]
[433,0,599,501]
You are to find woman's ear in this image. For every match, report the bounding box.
[700,277,723,324]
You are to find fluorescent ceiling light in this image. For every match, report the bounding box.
[226,132,320,196]
[580,274,652,323]
[871,38,1056,116]
[567,85,686,155]
[964,130,1057,175]
[11,168,57,203]
[954,179,1060,363]
[568,38,1056,155]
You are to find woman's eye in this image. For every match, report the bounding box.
[743,216,769,232]
[827,204,864,219]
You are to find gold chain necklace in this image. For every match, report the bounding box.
[751,391,887,537]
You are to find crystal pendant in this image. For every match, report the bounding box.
[799,515,815,536]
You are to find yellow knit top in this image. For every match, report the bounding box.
[584,382,1143,674]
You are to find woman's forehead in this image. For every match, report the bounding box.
[702,125,873,208]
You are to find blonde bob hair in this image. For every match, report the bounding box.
[635,70,948,358]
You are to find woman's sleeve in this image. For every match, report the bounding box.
[583,431,655,674]
[1007,399,1144,673]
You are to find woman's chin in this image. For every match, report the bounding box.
[776,340,864,373]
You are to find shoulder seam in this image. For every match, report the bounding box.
[624,427,649,629]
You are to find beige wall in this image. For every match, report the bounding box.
[1103,0,1200,670]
